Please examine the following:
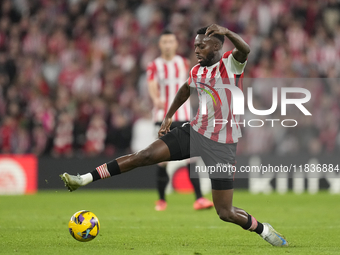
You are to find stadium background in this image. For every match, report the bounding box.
[0,0,339,194]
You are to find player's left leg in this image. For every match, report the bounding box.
[61,123,194,192]
[211,181,288,247]
[61,139,171,191]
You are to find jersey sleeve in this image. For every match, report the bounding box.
[187,70,195,88]
[187,64,200,88]
[146,61,157,82]
[228,50,247,74]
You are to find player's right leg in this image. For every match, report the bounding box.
[61,139,171,191]
[212,187,288,246]
[190,126,288,247]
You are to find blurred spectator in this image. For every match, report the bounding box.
[72,66,102,96]
[23,22,46,55]
[0,116,16,153]
[84,114,107,156]
[106,105,133,155]
[42,53,62,89]
[111,42,137,73]
[52,112,74,157]
[0,0,22,23]
[58,58,82,90]
[32,125,49,155]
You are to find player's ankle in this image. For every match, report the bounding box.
[242,214,264,234]
[80,173,93,186]
[90,160,121,182]
[254,222,264,235]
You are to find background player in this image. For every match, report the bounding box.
[61,24,288,247]
[147,30,213,211]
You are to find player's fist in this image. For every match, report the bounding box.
[158,117,172,138]
[205,24,228,37]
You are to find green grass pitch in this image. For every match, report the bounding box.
[1,190,339,255]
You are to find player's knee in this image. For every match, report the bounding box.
[136,148,153,165]
[217,208,236,223]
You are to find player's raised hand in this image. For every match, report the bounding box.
[205,24,228,37]
[158,117,172,138]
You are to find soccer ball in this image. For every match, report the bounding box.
[68,210,100,242]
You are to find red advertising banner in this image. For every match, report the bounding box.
[0,155,37,194]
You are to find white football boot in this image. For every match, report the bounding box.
[60,173,83,192]
[261,223,288,246]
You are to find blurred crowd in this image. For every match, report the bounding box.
[0,0,339,157]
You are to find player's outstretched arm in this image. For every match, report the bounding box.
[205,24,250,63]
[158,81,190,137]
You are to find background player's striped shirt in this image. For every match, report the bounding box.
[147,55,191,123]
[188,50,247,144]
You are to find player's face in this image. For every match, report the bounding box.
[194,35,216,66]
[159,34,178,57]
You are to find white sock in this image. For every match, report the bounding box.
[260,224,269,238]
[81,173,93,185]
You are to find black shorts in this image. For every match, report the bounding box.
[155,121,187,130]
[159,123,237,190]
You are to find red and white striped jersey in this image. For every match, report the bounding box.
[147,55,191,122]
[188,50,247,144]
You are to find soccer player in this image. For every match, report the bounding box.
[146,30,213,211]
[61,24,288,246]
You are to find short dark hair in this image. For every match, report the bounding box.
[161,30,174,36]
[197,26,224,44]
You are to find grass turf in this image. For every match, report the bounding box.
[0,190,339,255]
